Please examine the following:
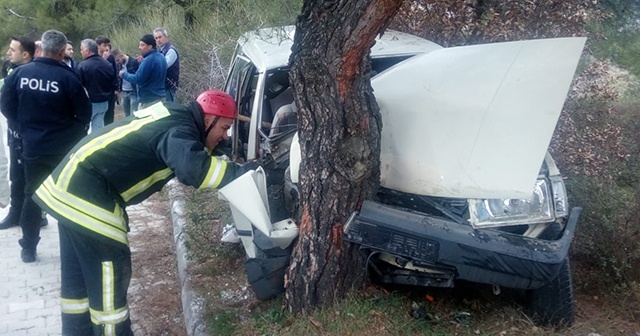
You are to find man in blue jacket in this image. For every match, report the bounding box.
[0,29,92,263]
[77,38,118,131]
[120,34,166,109]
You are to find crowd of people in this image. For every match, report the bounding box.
[0,28,255,335]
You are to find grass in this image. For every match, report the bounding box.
[245,293,439,336]
[182,188,239,265]
[211,310,238,335]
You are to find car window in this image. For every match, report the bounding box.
[262,69,295,139]
[228,56,257,161]
[371,55,416,77]
[225,54,250,100]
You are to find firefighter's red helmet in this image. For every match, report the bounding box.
[196,90,237,119]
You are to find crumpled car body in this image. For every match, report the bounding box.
[219,26,585,328]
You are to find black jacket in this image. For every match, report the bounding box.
[3,61,25,148]
[0,57,92,159]
[76,54,118,103]
[34,101,239,248]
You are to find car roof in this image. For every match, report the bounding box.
[237,25,443,72]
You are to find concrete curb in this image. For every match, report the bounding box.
[167,179,207,336]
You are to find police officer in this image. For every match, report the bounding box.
[0,30,92,262]
[0,35,35,231]
[34,90,256,335]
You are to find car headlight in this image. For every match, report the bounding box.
[468,179,555,228]
[550,175,568,218]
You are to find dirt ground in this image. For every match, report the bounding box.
[127,193,186,336]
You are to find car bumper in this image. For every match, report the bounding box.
[344,200,581,290]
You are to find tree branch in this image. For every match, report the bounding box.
[6,8,36,20]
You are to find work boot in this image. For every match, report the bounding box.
[0,210,19,230]
[19,238,38,263]
[21,248,36,263]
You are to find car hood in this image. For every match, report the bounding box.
[372,37,586,199]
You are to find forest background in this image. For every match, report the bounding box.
[1,0,640,333]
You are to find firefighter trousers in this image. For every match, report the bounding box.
[58,223,133,336]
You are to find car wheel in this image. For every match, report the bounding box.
[528,257,575,328]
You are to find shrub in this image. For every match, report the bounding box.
[109,1,300,103]
[567,178,640,290]
[182,187,237,264]
[550,59,640,292]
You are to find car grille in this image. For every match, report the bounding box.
[345,221,439,262]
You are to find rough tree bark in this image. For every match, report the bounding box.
[284,0,404,314]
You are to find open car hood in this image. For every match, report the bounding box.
[372,37,586,199]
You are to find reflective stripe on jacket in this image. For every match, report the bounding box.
[33,101,237,247]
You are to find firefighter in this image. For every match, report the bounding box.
[33,90,254,336]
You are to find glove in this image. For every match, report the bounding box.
[235,160,262,178]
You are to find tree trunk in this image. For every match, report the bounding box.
[171,0,196,27]
[285,0,404,314]
[184,10,195,27]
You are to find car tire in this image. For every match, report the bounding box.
[528,257,575,329]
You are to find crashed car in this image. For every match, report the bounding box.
[218,26,585,328]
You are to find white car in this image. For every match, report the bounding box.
[219,26,585,328]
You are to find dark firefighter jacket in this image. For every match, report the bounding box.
[33,101,239,248]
